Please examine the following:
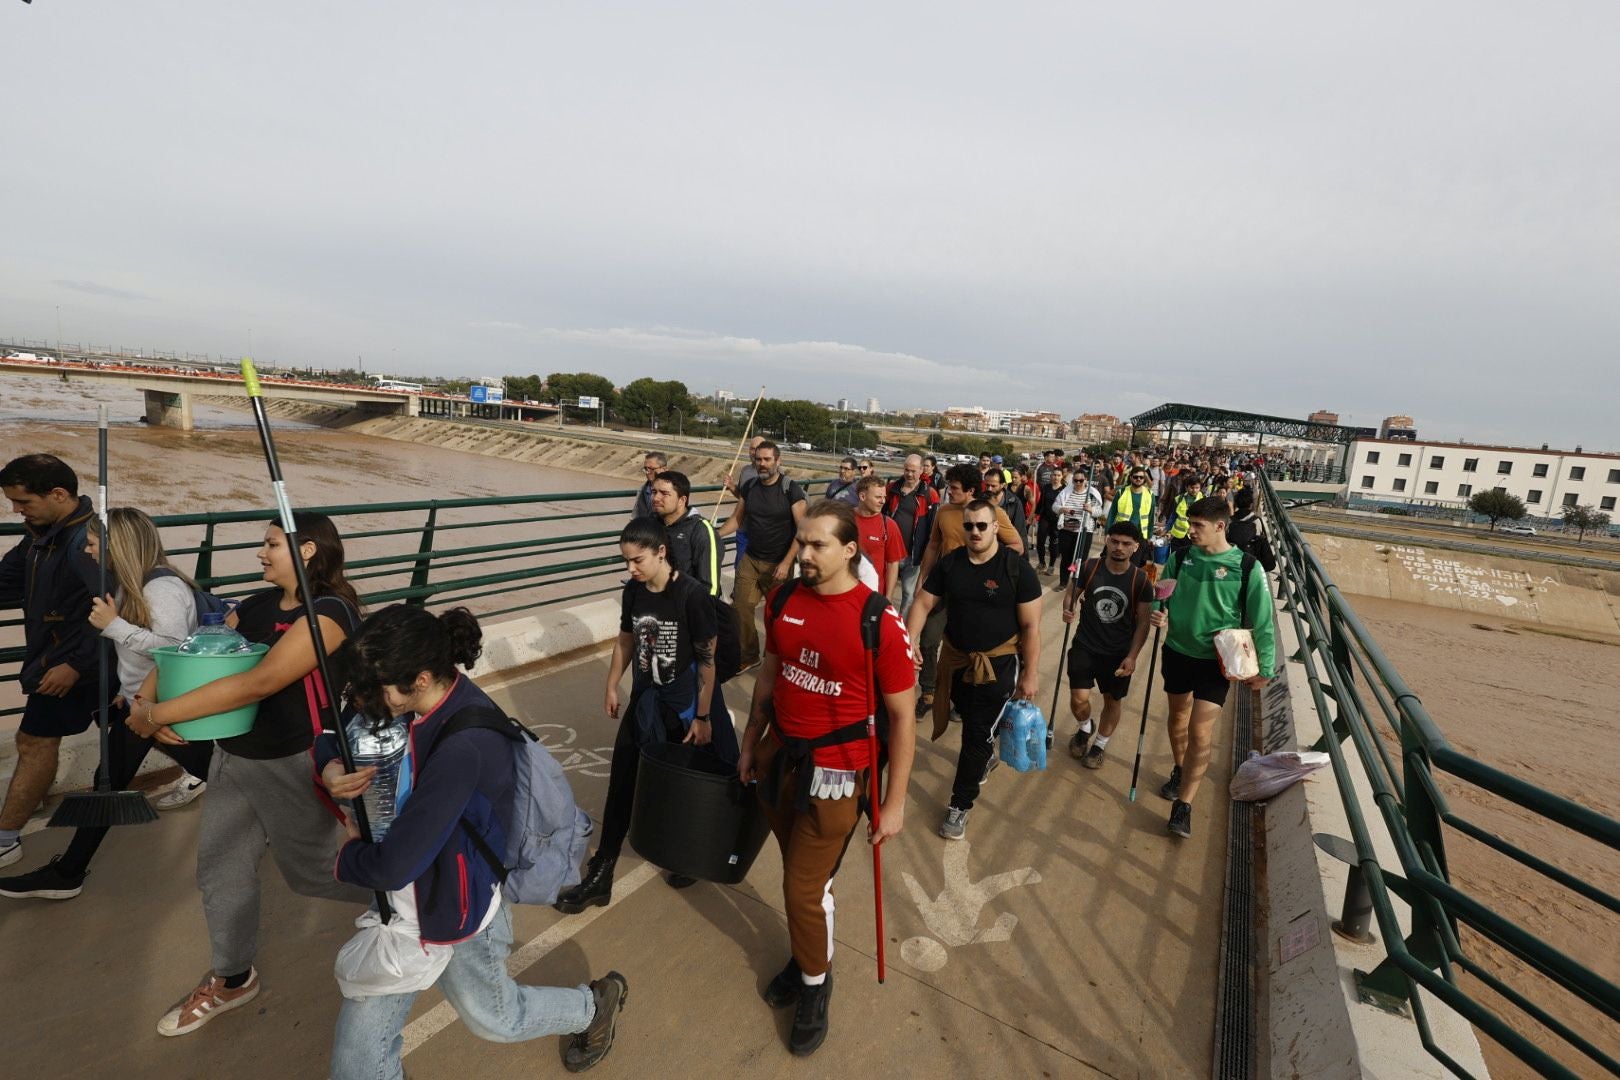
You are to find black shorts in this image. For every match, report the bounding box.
[19,679,101,738]
[1160,644,1230,706]
[1067,644,1131,700]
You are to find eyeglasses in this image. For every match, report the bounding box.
[962,521,993,533]
[858,465,872,471]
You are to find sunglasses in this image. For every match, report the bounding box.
[963,521,993,533]
[858,465,872,471]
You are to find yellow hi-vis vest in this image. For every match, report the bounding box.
[1169,495,1195,539]
[1110,487,1155,537]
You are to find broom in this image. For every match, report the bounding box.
[241,359,391,922]
[49,405,158,828]
[710,386,766,519]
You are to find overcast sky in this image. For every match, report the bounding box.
[3,2,1617,449]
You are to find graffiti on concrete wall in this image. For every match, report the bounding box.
[1386,546,1551,612]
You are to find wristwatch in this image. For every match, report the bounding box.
[694,714,709,722]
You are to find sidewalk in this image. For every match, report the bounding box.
[0,587,1236,1079]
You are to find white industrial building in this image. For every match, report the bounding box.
[1348,438,1620,516]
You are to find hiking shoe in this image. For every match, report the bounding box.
[1082,743,1106,770]
[563,971,628,1072]
[1158,765,1182,801]
[1068,729,1091,759]
[1168,800,1193,839]
[938,807,968,841]
[762,957,802,1008]
[154,776,207,810]
[0,856,85,900]
[157,969,261,1037]
[788,972,832,1057]
[665,872,697,890]
[555,852,616,914]
[0,840,19,869]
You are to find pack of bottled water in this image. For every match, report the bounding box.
[176,612,254,654]
[996,699,1047,772]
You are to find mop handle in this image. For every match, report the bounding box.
[96,407,111,790]
[711,387,766,519]
[241,360,391,921]
[865,644,886,984]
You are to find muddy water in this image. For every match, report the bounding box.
[0,377,637,720]
[1346,593,1619,1080]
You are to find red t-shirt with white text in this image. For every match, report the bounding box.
[765,581,917,769]
[855,511,906,586]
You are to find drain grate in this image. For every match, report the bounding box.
[1212,687,1258,1079]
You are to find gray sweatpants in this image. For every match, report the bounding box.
[198,748,370,976]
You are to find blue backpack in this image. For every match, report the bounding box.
[429,705,591,906]
[147,567,233,621]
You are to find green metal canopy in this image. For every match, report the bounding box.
[1128,402,1368,445]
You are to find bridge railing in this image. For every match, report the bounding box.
[0,484,745,720]
[1260,474,1620,1078]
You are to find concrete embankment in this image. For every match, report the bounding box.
[1302,530,1620,638]
[195,396,747,486]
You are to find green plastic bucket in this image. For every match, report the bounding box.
[152,644,270,740]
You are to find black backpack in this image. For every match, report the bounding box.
[148,566,233,621]
[1166,549,1258,629]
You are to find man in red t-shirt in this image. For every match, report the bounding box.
[738,501,916,1057]
[854,476,906,599]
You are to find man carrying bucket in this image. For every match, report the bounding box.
[738,500,917,1057]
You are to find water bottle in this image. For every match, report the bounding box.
[997,699,1048,773]
[346,714,409,841]
[177,612,252,654]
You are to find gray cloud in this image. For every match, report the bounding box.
[54,279,152,302]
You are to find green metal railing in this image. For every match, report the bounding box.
[0,484,743,719]
[1260,474,1620,1078]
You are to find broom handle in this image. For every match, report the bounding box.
[241,360,391,923]
[711,387,766,519]
[95,406,112,792]
[865,643,886,984]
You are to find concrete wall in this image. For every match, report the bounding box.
[1303,531,1620,637]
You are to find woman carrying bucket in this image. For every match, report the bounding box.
[554,515,720,913]
[128,511,372,1037]
[0,508,213,902]
[321,604,629,1078]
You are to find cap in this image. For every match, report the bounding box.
[991,455,1003,463]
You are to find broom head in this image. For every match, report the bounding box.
[48,789,158,829]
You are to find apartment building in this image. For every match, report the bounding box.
[1350,439,1620,515]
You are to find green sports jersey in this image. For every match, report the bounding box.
[1161,545,1276,676]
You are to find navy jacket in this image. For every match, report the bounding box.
[0,496,101,692]
[321,676,518,945]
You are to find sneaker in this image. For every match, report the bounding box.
[1082,743,1106,770]
[0,856,85,900]
[1168,800,1193,839]
[154,777,207,811]
[938,807,968,841]
[1068,729,1092,759]
[157,969,261,1037]
[979,754,999,786]
[563,971,628,1072]
[762,957,802,1008]
[0,840,19,869]
[1158,765,1183,801]
[788,972,832,1057]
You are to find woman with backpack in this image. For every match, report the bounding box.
[555,515,718,913]
[0,507,213,902]
[321,604,628,1079]
[127,512,374,1037]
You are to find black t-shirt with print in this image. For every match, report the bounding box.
[220,589,360,760]
[618,572,717,687]
[922,546,1041,652]
[740,476,806,564]
[1073,558,1153,657]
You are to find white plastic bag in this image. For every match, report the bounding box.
[334,888,453,1000]
[1213,627,1259,681]
[1229,749,1330,802]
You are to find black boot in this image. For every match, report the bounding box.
[761,957,801,1008]
[554,852,616,914]
[788,970,832,1056]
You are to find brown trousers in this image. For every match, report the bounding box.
[731,553,783,669]
[755,735,868,979]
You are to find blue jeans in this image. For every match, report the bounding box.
[897,563,921,617]
[330,903,594,1080]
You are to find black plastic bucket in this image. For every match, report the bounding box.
[628,742,771,885]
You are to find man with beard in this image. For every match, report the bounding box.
[738,501,916,1056]
[1063,522,1154,768]
[718,440,807,672]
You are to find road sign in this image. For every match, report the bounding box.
[470,385,504,404]
[577,395,600,409]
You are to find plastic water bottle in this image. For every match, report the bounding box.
[346,714,409,841]
[996,699,1048,773]
[176,612,252,655]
